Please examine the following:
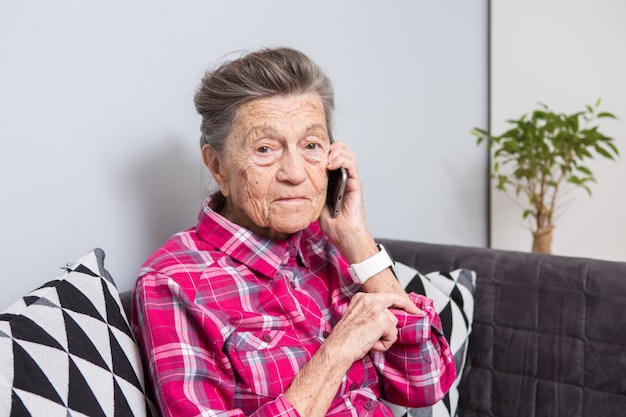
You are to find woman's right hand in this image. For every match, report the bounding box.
[325,291,419,361]
[285,291,418,417]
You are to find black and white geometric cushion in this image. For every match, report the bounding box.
[0,248,156,417]
[385,262,476,417]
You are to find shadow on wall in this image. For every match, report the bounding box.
[127,137,207,254]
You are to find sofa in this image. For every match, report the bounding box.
[378,238,626,417]
[1,239,625,417]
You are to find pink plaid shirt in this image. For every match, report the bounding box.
[131,199,455,417]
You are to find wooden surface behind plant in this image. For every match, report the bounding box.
[473,100,619,253]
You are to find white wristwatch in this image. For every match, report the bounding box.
[348,244,395,284]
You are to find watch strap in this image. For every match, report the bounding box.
[348,244,395,284]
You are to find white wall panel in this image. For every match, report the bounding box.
[491,0,626,261]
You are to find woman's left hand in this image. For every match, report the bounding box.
[318,142,375,264]
[320,142,410,298]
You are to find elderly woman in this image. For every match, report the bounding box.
[131,47,455,417]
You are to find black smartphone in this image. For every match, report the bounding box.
[327,167,347,218]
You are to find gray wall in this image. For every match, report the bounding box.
[0,1,488,309]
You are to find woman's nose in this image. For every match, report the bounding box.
[276,151,308,184]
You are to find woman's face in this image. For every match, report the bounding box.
[204,92,331,240]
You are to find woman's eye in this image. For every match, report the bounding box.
[305,143,319,150]
[257,146,271,153]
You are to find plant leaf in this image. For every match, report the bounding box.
[597,112,617,119]
[595,145,614,159]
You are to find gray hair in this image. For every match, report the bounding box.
[194,47,335,152]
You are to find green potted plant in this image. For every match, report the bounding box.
[473,100,619,254]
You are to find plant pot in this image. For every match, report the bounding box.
[532,225,554,254]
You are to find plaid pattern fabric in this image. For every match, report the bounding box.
[131,199,455,417]
[385,263,476,417]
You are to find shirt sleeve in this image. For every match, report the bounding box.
[131,272,302,417]
[371,292,457,408]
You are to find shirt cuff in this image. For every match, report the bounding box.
[395,292,445,343]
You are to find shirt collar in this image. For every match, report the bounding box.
[196,198,314,279]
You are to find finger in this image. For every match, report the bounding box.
[370,313,399,352]
[328,142,357,172]
[391,302,423,317]
[375,292,423,316]
[370,337,396,352]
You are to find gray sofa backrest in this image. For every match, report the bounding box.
[379,239,626,417]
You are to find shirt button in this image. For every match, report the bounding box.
[350,383,358,391]
[322,331,330,338]
[290,281,296,288]
[263,334,272,342]
[364,400,373,410]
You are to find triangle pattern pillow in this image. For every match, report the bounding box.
[384,262,476,417]
[0,248,157,417]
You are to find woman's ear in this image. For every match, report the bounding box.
[201,144,230,197]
